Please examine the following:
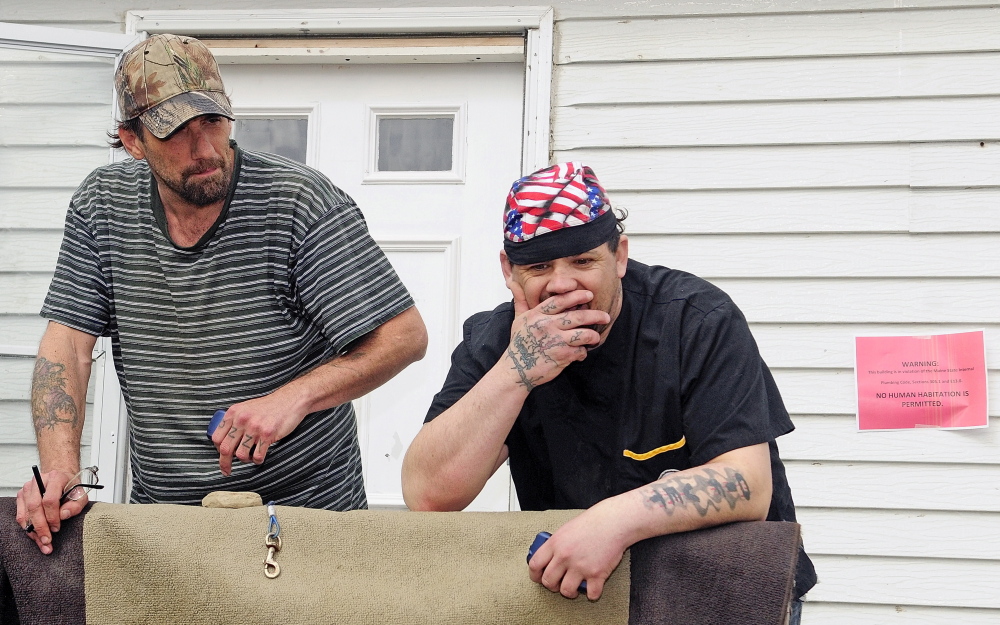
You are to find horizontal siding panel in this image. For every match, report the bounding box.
[628,233,1000,277]
[0,47,115,63]
[0,104,113,146]
[0,147,109,187]
[618,188,909,234]
[773,368,1000,415]
[807,554,1000,608]
[0,231,61,272]
[555,53,1000,105]
[0,189,75,229]
[912,141,1000,187]
[0,400,33,444]
[802,602,1000,625]
[555,0,1000,19]
[797,507,1000,559]
[783,415,1000,463]
[0,315,48,348]
[0,232,63,277]
[619,189,1000,235]
[8,1,1000,21]
[0,274,51,315]
[0,62,114,104]
[553,146,908,190]
[0,355,96,401]
[910,189,1000,232]
[0,443,91,491]
[786,460,1000,512]
[711,278,1000,323]
[552,100,1000,149]
[557,7,1000,63]
[1,357,38,401]
[748,323,1000,368]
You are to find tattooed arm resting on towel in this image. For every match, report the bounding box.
[401,280,772,599]
[16,322,96,555]
[404,162,813,602]
[403,243,772,599]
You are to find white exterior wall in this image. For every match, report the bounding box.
[2,1,999,622]
[551,4,1000,623]
[0,41,119,494]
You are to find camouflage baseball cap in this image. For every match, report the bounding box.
[115,34,234,139]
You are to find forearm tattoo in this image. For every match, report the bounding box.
[31,357,81,434]
[643,467,751,518]
[507,318,571,391]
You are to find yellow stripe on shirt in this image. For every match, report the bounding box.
[622,436,686,461]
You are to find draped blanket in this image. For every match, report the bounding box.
[0,498,800,625]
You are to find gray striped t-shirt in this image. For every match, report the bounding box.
[41,146,414,510]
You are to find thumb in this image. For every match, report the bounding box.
[508,278,529,316]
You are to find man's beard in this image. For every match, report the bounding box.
[155,158,231,207]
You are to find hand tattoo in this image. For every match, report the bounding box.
[643,467,751,517]
[241,434,254,449]
[31,357,81,434]
[507,318,574,390]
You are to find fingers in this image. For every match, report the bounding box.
[213,408,274,476]
[585,577,605,601]
[537,289,594,316]
[16,473,65,555]
[508,278,530,316]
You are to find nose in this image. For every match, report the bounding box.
[187,125,219,160]
[543,265,579,297]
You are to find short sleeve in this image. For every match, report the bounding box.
[292,202,414,353]
[424,307,511,423]
[40,204,111,336]
[679,301,792,466]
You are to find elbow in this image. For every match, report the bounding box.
[409,315,429,363]
[401,454,469,512]
[401,477,464,512]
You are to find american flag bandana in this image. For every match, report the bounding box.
[504,162,611,243]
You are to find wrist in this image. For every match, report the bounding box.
[494,352,536,396]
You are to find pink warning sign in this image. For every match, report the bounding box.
[855,331,988,431]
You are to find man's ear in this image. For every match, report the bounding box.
[119,126,146,161]
[499,250,514,284]
[615,235,629,278]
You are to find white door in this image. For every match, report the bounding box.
[220,60,525,510]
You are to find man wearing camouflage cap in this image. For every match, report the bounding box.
[402,163,815,619]
[17,34,427,552]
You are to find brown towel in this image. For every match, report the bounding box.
[0,497,89,625]
[629,521,801,625]
[0,498,799,625]
[82,503,630,625]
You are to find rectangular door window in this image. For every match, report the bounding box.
[365,105,466,184]
[233,117,308,164]
[377,117,454,172]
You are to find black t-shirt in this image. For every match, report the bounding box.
[425,259,815,597]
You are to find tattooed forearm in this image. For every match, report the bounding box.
[643,467,751,518]
[31,357,81,434]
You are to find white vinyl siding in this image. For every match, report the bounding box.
[0,44,116,496]
[552,3,1000,622]
[3,1,1000,621]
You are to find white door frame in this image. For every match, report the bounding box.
[125,7,554,174]
[0,22,138,503]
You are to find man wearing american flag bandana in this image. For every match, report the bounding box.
[403,162,814,618]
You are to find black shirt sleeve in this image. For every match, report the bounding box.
[425,304,513,423]
[678,300,793,466]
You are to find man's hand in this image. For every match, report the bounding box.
[528,499,629,600]
[211,392,306,476]
[504,281,610,391]
[15,468,87,555]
